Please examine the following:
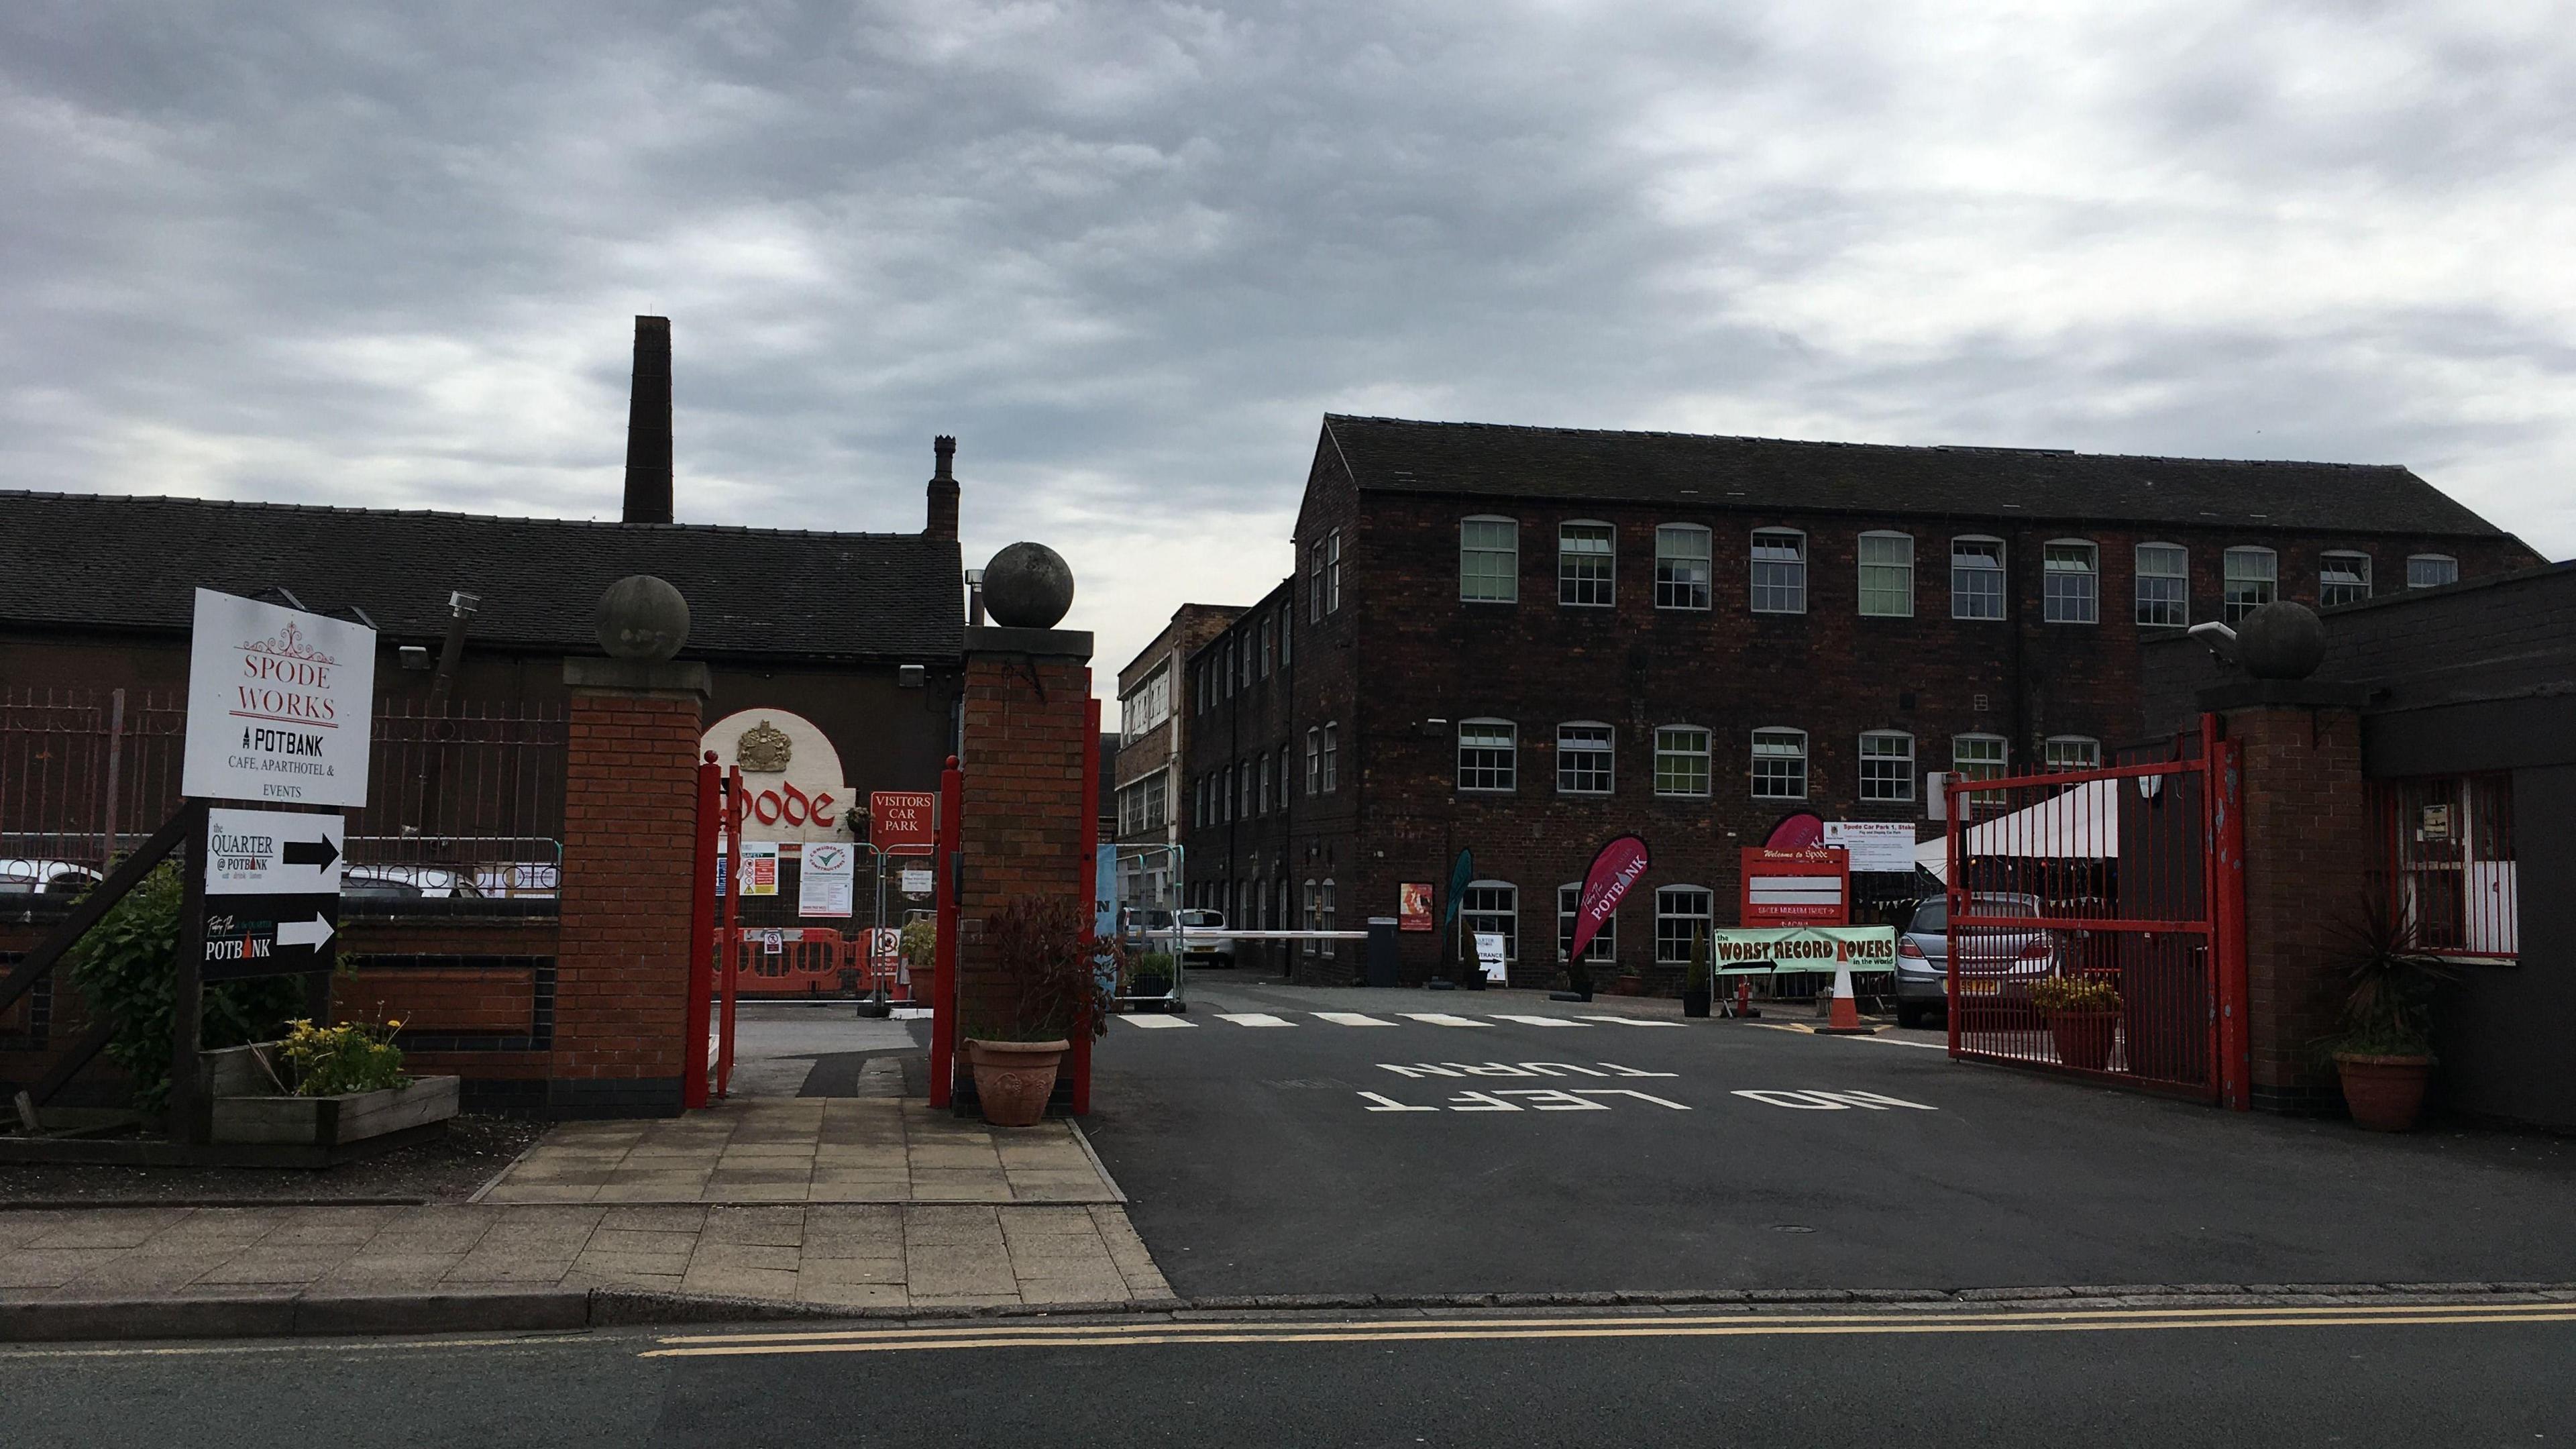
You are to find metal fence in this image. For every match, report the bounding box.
[0,687,565,901]
[1943,721,2247,1106]
[2373,773,2516,959]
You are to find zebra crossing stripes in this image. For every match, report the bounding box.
[1215,1013,1297,1027]
[1120,1014,1197,1028]
[1313,1012,1398,1026]
[1579,1015,1681,1027]
[1487,1014,1585,1028]
[1399,1013,1491,1028]
[1113,1010,1684,1031]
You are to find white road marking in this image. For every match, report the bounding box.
[1119,1014,1197,1029]
[1748,1022,1947,1050]
[1313,1012,1398,1026]
[1578,1015,1680,1027]
[1401,1013,1491,1027]
[1216,1013,1297,1027]
[1732,1089,1937,1111]
[1357,1091,1437,1112]
[1487,1014,1587,1027]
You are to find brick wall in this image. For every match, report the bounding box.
[550,686,702,1115]
[957,644,1093,1036]
[2227,704,2369,1114]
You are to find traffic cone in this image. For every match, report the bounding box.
[1815,960,1872,1034]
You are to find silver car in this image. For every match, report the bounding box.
[1893,892,2059,1028]
[1178,908,1234,969]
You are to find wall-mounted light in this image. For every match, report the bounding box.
[397,645,432,670]
[898,664,926,689]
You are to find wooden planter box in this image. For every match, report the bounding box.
[201,1043,460,1149]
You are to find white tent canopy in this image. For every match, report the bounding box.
[1916,778,2123,883]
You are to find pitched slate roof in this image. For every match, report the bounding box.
[0,491,963,661]
[1320,415,2511,538]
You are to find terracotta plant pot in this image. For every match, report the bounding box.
[1614,974,1647,998]
[965,1038,1069,1127]
[2044,1010,2119,1073]
[2336,1053,2433,1132]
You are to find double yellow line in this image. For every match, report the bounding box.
[642,1299,2576,1358]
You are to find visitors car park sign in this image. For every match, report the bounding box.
[871,791,937,854]
[182,588,376,808]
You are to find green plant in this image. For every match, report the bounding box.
[2326,896,2457,1058]
[898,918,936,971]
[967,893,1124,1043]
[276,1017,411,1097]
[1132,951,1175,977]
[2030,973,2121,1013]
[62,861,302,1114]
[1684,928,1713,991]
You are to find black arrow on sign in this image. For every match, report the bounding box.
[282,836,339,871]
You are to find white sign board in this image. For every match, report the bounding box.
[798,842,856,918]
[1474,931,1509,984]
[203,808,343,896]
[1824,820,1919,874]
[182,589,376,808]
[900,867,934,896]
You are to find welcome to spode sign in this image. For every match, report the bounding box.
[181,588,376,808]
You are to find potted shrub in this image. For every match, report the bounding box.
[209,1016,460,1149]
[1680,930,1713,1018]
[2325,900,2456,1132]
[964,894,1121,1127]
[1613,962,1648,996]
[1552,959,1594,1004]
[1130,950,1175,1001]
[2031,973,2121,1072]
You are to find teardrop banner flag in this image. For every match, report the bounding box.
[1570,835,1651,962]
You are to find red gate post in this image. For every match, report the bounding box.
[1069,695,1102,1116]
[929,755,964,1109]
[2210,721,2252,1110]
[717,765,744,1097]
[683,753,719,1109]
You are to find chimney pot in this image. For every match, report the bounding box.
[926,435,960,539]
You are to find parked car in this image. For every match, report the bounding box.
[1893,892,2059,1028]
[1178,908,1234,969]
[0,859,100,896]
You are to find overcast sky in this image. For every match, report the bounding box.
[6,1,2571,716]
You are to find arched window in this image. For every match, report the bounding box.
[1858,531,1914,617]
[2222,546,2277,623]
[1559,521,1615,607]
[1859,731,1914,802]
[2135,543,2188,627]
[2320,551,2373,606]
[1458,880,1517,963]
[2043,736,2102,771]
[1460,517,1519,602]
[1751,529,1807,613]
[1750,728,1808,800]
[1556,722,1614,794]
[1655,885,1713,964]
[1655,525,1712,610]
[1951,537,2005,620]
[1557,883,1618,963]
[1457,719,1517,792]
[2407,554,2459,590]
[1654,725,1711,796]
[1320,879,1338,959]
[1301,879,1319,956]
[2043,539,2098,624]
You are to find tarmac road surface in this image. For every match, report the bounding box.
[1080,979,2576,1299]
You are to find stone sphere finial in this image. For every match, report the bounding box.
[2236,600,2326,680]
[596,574,690,661]
[982,542,1075,629]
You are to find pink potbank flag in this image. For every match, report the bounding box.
[1570,835,1651,962]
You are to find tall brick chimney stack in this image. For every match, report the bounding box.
[926,435,960,539]
[622,316,674,525]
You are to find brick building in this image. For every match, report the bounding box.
[1179,414,2541,990]
[1110,603,1242,908]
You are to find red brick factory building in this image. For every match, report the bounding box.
[1161,414,2541,988]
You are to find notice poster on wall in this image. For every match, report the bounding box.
[799,842,855,918]
[1823,820,1919,874]
[739,841,780,897]
[1474,932,1509,983]
[1399,882,1434,932]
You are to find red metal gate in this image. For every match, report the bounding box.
[1943,716,2248,1108]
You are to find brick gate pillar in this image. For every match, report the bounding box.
[953,623,1093,1102]
[553,653,711,1118]
[2208,682,2369,1114]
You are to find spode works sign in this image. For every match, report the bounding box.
[182,588,376,808]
